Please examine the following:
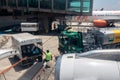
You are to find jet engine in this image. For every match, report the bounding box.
[55,49,120,80]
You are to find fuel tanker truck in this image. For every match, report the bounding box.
[58,28,120,53]
[55,49,120,80]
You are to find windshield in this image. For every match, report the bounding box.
[59,35,68,45]
[70,37,78,46]
[59,34,83,53]
[21,43,42,57]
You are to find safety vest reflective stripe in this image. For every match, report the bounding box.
[45,52,52,61]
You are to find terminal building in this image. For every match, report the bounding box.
[0,0,93,33]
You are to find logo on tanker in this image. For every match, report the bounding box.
[115,36,120,39]
[108,35,114,42]
[108,35,120,43]
[108,38,114,42]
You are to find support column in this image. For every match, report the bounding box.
[52,0,53,11]
[43,17,49,33]
[16,0,18,8]
[6,0,8,7]
[27,0,29,9]
[38,0,40,10]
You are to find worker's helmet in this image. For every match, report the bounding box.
[46,50,49,53]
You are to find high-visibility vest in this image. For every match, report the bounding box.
[45,52,52,61]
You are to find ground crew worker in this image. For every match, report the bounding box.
[45,50,52,62]
[43,50,52,68]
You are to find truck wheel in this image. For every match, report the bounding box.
[58,47,62,54]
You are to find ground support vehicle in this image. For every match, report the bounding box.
[12,33,43,65]
[20,22,39,34]
[58,28,120,54]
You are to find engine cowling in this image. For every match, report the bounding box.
[93,20,107,27]
[55,49,120,80]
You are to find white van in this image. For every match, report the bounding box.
[21,22,39,32]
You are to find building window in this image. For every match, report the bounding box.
[40,0,52,9]
[67,0,81,12]
[53,0,66,10]
[29,0,38,8]
[18,0,27,7]
[0,0,6,6]
[8,0,16,7]
[82,0,91,12]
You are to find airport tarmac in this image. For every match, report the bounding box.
[0,22,120,80]
[0,33,59,80]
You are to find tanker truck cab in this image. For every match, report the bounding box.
[58,31,83,54]
[12,33,43,65]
